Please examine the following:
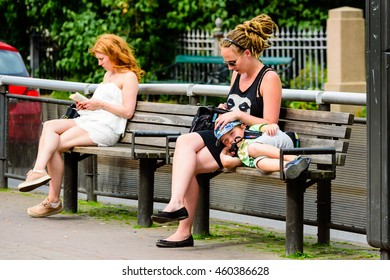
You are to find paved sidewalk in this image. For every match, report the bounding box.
[0,190,284,260]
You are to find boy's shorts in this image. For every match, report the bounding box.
[238,130,293,168]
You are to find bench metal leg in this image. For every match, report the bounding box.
[285,178,305,255]
[194,174,210,235]
[85,155,97,202]
[138,158,155,227]
[63,152,79,213]
[317,179,331,244]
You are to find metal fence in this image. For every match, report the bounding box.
[177,27,327,90]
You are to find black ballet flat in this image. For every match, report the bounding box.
[151,207,189,224]
[156,235,194,248]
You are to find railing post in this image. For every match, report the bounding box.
[212,18,223,56]
[325,6,366,114]
[30,31,40,78]
[0,86,8,189]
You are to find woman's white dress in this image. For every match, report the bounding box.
[74,83,127,146]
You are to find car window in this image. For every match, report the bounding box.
[0,50,29,77]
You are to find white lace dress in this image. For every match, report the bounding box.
[74,83,127,146]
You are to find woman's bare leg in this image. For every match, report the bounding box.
[30,119,96,202]
[163,175,200,241]
[161,135,219,241]
[162,133,218,212]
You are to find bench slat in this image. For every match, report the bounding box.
[299,138,349,153]
[283,122,351,139]
[280,108,354,125]
[136,101,198,115]
[129,111,193,127]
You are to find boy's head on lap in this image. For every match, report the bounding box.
[214,121,245,148]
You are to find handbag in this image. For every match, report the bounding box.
[189,106,229,132]
[61,103,80,119]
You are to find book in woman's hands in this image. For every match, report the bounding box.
[69,92,88,102]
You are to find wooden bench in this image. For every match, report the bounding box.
[63,101,196,227]
[63,101,354,255]
[151,54,294,85]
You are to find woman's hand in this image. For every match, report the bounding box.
[77,98,105,111]
[218,103,228,110]
[75,101,84,111]
[214,110,240,130]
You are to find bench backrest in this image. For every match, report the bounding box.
[279,108,354,166]
[119,101,197,148]
[119,101,354,166]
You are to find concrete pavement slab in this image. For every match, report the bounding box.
[0,191,283,260]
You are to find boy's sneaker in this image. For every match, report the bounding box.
[284,156,311,180]
[27,197,63,218]
[17,169,51,192]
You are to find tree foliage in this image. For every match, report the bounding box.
[0,0,364,83]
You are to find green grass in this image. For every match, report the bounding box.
[71,197,379,260]
[192,220,379,260]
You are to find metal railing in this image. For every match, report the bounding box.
[0,75,366,105]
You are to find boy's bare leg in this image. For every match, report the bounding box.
[255,158,289,172]
[248,143,296,161]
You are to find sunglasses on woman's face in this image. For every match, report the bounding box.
[224,51,245,67]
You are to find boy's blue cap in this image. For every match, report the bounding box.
[214,120,242,146]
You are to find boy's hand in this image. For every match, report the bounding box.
[220,147,242,169]
[261,123,279,136]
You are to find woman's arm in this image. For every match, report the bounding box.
[79,71,139,119]
[111,71,139,119]
[260,70,282,124]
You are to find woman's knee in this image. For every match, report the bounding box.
[176,133,202,148]
[41,119,58,132]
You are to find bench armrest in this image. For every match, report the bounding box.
[166,135,180,164]
[129,130,181,160]
[279,147,336,180]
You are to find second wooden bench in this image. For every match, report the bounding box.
[63,101,354,255]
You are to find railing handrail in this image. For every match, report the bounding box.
[0,75,366,106]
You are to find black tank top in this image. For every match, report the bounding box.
[226,65,273,118]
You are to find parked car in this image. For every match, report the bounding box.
[0,41,41,166]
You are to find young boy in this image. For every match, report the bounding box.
[215,120,310,179]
